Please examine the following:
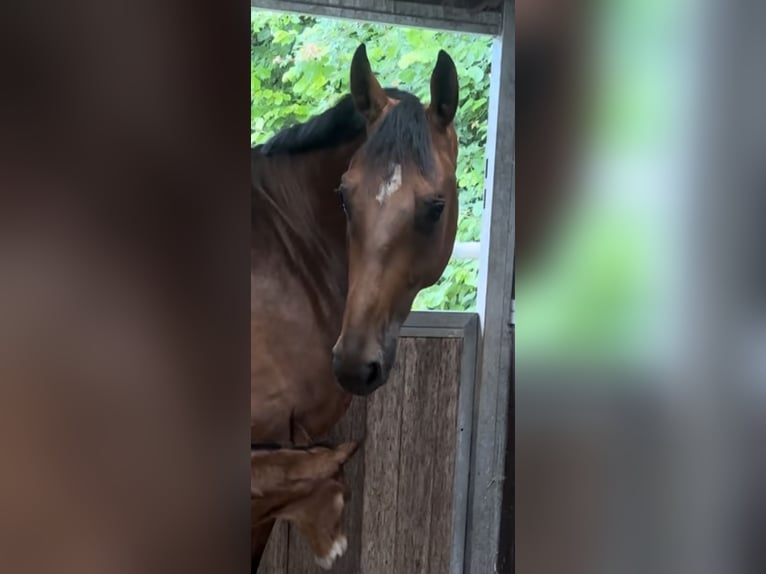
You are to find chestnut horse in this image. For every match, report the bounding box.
[251,440,359,570]
[251,44,460,569]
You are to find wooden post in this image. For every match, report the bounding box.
[466,0,515,572]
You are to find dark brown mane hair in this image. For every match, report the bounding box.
[256,87,413,156]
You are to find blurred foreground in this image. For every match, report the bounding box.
[516,0,766,573]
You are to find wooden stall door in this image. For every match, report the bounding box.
[260,335,466,574]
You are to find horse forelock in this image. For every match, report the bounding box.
[358,91,435,178]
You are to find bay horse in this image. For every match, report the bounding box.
[252,43,460,569]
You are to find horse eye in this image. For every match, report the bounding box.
[426,197,446,222]
[415,197,446,234]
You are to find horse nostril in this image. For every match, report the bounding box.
[365,361,381,386]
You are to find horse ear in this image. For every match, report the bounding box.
[333,441,360,466]
[292,421,313,448]
[429,50,459,127]
[288,409,314,447]
[350,43,388,123]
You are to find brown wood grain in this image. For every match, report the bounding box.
[360,338,409,573]
[395,338,440,574]
[259,520,288,573]
[427,339,462,574]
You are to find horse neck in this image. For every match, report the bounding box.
[300,142,357,303]
[303,142,355,258]
[257,139,359,327]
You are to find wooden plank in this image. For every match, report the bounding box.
[402,311,477,338]
[259,520,289,573]
[360,338,407,573]
[283,525,317,571]
[251,0,502,36]
[427,339,462,574]
[450,315,479,574]
[394,338,441,574]
[497,324,514,574]
[467,0,515,572]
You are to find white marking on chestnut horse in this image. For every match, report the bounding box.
[376,163,402,205]
[315,534,348,570]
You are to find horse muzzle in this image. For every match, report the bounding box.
[331,350,385,396]
[331,331,398,396]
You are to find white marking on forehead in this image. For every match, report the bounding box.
[375,164,402,205]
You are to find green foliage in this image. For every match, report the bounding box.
[251,9,492,311]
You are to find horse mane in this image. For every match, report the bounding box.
[258,94,363,156]
[258,87,412,156]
